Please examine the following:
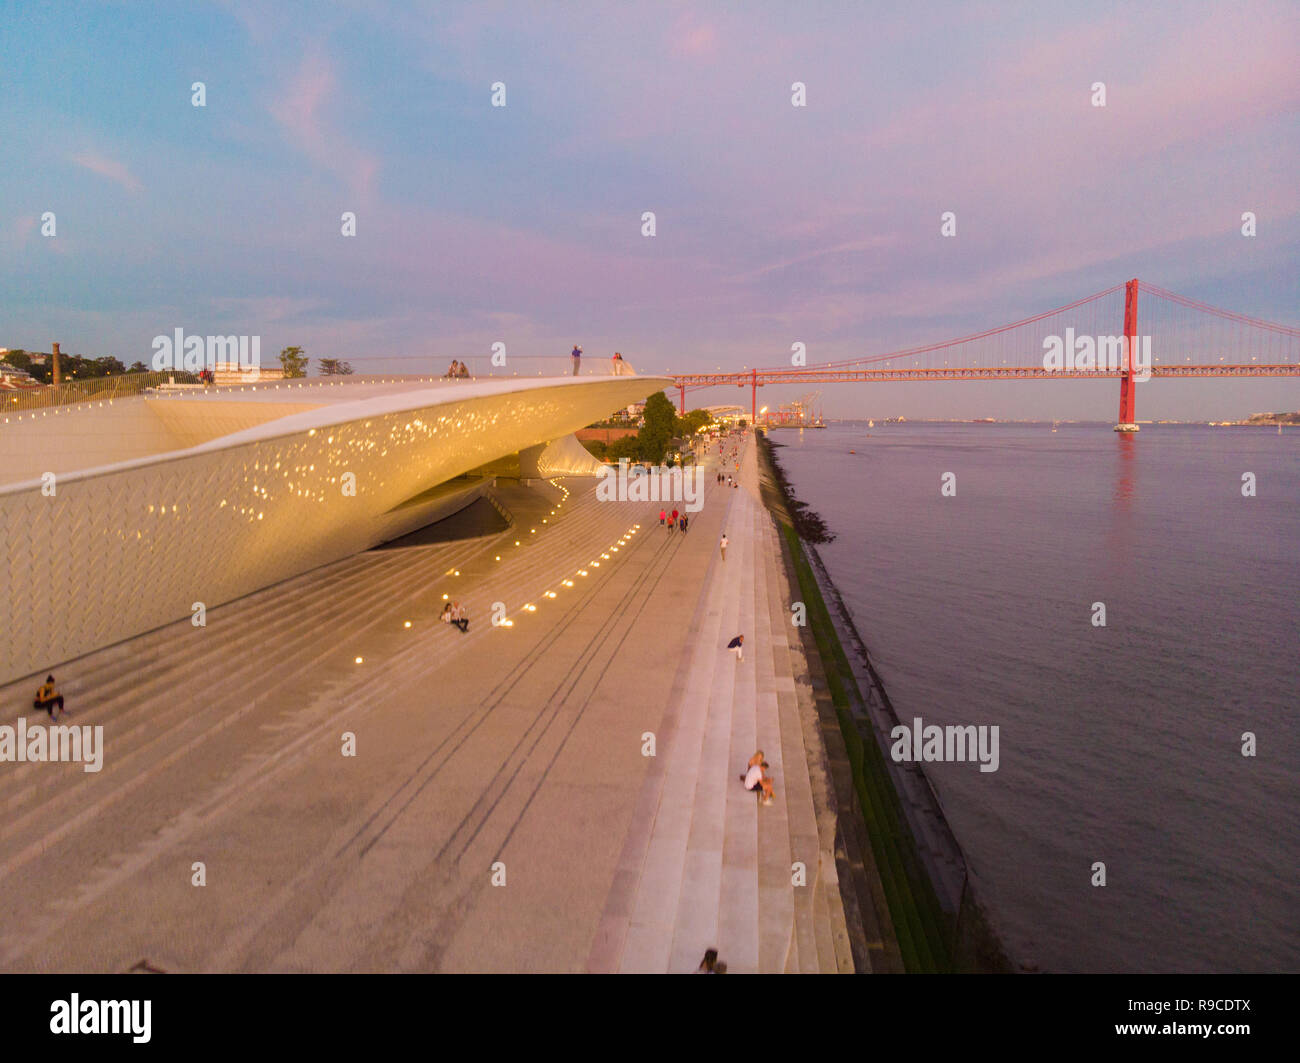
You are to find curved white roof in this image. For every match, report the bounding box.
[1,374,667,683]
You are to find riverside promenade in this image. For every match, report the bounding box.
[0,432,856,973]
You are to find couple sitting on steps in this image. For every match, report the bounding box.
[740,750,774,806]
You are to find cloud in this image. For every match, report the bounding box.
[269,50,379,204]
[672,15,717,57]
[70,151,143,193]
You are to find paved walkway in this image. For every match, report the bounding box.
[0,430,851,972]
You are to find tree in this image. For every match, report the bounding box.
[606,435,642,462]
[129,360,147,372]
[674,407,713,437]
[318,358,354,376]
[279,346,308,378]
[638,391,676,463]
[581,439,608,460]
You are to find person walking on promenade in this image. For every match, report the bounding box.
[571,345,582,376]
[727,634,744,662]
[719,532,728,560]
[671,508,679,528]
[659,508,666,526]
[34,675,65,719]
[450,601,469,633]
[680,514,688,533]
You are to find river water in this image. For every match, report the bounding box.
[770,422,1298,973]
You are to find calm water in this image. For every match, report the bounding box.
[772,422,1299,973]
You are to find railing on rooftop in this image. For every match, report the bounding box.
[1,358,643,417]
[1,370,202,413]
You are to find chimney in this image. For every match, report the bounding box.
[52,342,61,385]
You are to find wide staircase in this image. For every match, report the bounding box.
[596,436,854,973]
[0,436,856,973]
[0,475,654,963]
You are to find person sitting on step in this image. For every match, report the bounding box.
[741,753,773,805]
[34,675,66,719]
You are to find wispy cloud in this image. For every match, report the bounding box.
[671,14,717,57]
[70,151,143,193]
[270,50,379,204]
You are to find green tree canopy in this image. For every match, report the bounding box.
[318,358,354,376]
[279,346,308,378]
[605,435,642,462]
[638,391,677,463]
[674,408,713,437]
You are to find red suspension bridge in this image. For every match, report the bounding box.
[669,280,1300,431]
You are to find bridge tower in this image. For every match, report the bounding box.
[1115,278,1140,432]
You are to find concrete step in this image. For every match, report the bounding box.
[757,514,824,973]
[6,544,423,711]
[0,538,478,811]
[0,538,494,856]
[664,528,738,973]
[753,505,796,974]
[0,486,650,832]
[715,494,759,974]
[618,479,737,972]
[813,864,839,971]
[821,850,857,973]
[0,481,689,929]
[590,474,732,973]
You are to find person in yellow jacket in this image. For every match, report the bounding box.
[34,674,65,719]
